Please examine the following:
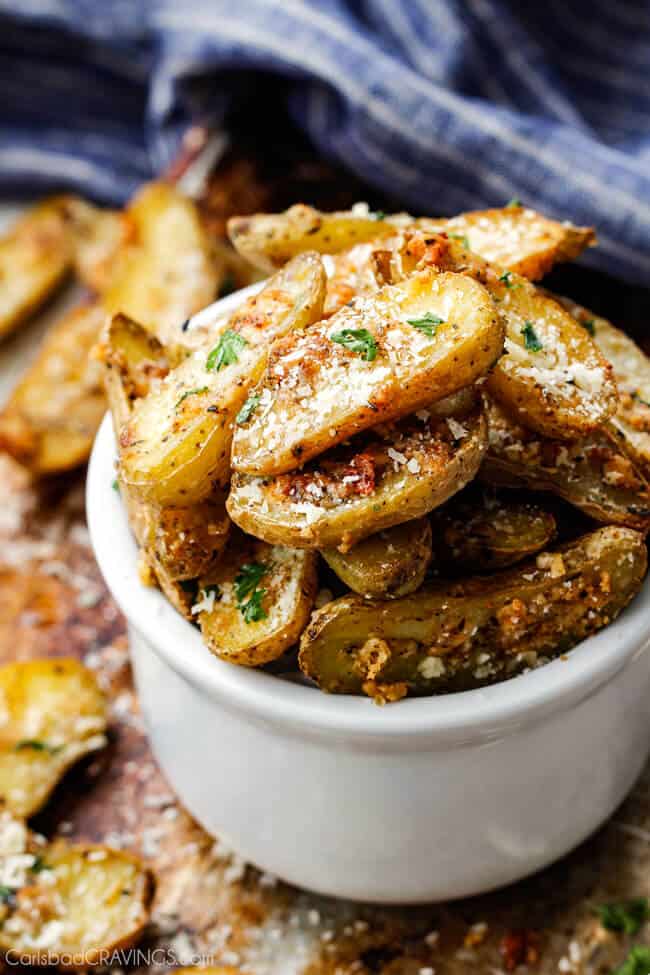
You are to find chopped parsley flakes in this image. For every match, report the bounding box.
[236,393,261,425]
[330,328,377,361]
[15,739,62,754]
[632,391,650,408]
[0,886,12,903]
[372,210,386,221]
[613,945,650,975]
[499,271,514,287]
[448,232,470,249]
[407,312,444,337]
[506,197,521,208]
[112,478,120,492]
[234,562,270,623]
[206,329,247,371]
[521,321,543,352]
[175,386,208,409]
[580,318,596,336]
[598,898,650,935]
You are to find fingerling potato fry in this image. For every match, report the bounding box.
[0,838,152,964]
[62,197,131,294]
[481,398,650,531]
[430,487,556,570]
[0,300,106,474]
[0,197,72,340]
[229,392,487,550]
[103,181,220,342]
[321,518,432,598]
[196,533,318,666]
[232,267,503,476]
[550,293,650,477]
[299,526,647,700]
[119,251,327,505]
[0,658,107,818]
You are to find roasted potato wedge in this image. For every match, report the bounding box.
[119,252,327,505]
[232,267,502,476]
[430,487,556,571]
[321,518,432,598]
[0,197,72,340]
[229,392,487,550]
[103,181,220,342]
[62,197,131,294]
[0,300,106,474]
[379,232,618,439]
[550,293,650,478]
[0,837,152,964]
[0,659,107,818]
[228,203,396,271]
[228,203,594,280]
[299,526,647,700]
[196,533,318,666]
[481,399,650,532]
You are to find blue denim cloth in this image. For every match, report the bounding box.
[1,0,649,283]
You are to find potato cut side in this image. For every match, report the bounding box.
[0,838,152,964]
[321,518,432,598]
[230,392,487,550]
[103,181,220,342]
[299,526,647,701]
[0,300,106,474]
[550,293,650,478]
[0,659,107,818]
[430,487,556,571]
[481,399,650,531]
[0,197,72,341]
[119,252,327,505]
[62,197,131,294]
[145,499,230,582]
[197,532,318,666]
[422,204,595,279]
[228,203,396,270]
[232,268,502,476]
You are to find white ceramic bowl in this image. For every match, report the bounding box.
[88,290,650,904]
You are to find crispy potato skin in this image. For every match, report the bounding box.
[0,839,152,964]
[0,197,72,341]
[119,252,327,506]
[0,658,107,818]
[232,267,503,476]
[229,393,487,551]
[0,300,107,474]
[103,181,220,342]
[197,533,318,666]
[549,292,650,478]
[481,398,650,532]
[430,488,557,571]
[321,518,433,598]
[299,527,647,700]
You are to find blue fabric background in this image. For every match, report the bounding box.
[0,0,649,283]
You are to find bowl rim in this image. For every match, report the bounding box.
[87,287,650,745]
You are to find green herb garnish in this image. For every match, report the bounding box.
[330,328,377,361]
[632,391,650,408]
[580,318,596,336]
[407,312,444,337]
[499,271,514,287]
[613,945,650,975]
[521,321,543,352]
[598,898,650,935]
[448,232,470,249]
[234,562,270,624]
[206,330,247,371]
[372,210,386,221]
[15,739,62,754]
[236,393,261,425]
[30,856,48,873]
[175,386,208,409]
[0,885,12,902]
[112,478,119,492]
[506,197,521,208]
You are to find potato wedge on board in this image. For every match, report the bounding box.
[228,202,594,280]
[0,300,106,474]
[119,251,327,505]
[321,518,432,598]
[0,197,72,341]
[481,399,650,532]
[379,232,618,439]
[62,197,131,294]
[430,488,556,571]
[549,293,650,478]
[0,837,152,964]
[0,659,107,818]
[196,533,318,666]
[299,526,647,700]
[229,391,487,550]
[103,181,220,342]
[232,267,502,476]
